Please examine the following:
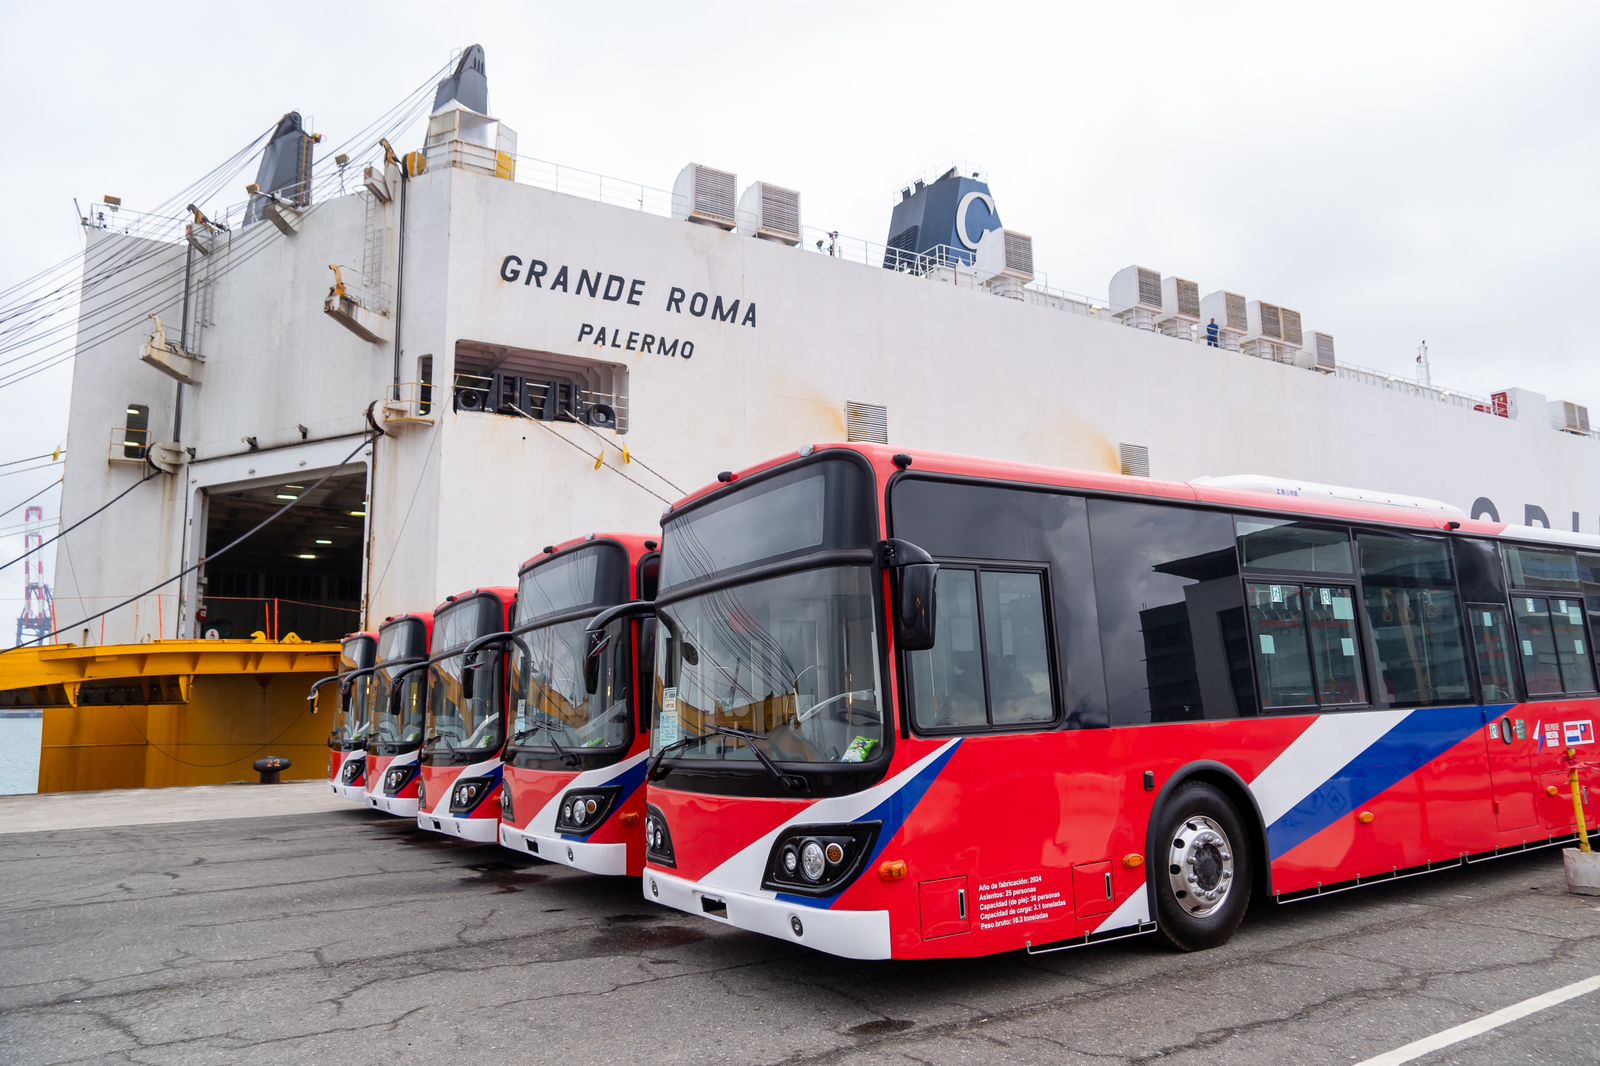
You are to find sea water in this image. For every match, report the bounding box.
[0,716,42,794]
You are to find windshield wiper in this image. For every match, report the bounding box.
[510,721,579,767]
[702,725,807,792]
[424,732,456,752]
[647,734,702,781]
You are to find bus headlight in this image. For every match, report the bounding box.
[340,758,364,784]
[762,823,880,896]
[448,778,494,814]
[800,841,826,882]
[383,765,415,795]
[500,784,515,822]
[554,787,620,834]
[644,804,676,868]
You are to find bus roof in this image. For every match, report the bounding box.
[517,532,657,575]
[671,443,1600,553]
[431,587,516,615]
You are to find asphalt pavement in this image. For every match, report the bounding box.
[2,789,1599,1065]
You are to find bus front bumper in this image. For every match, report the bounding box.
[332,783,368,804]
[499,821,626,875]
[643,869,891,960]
[417,810,499,843]
[369,793,418,818]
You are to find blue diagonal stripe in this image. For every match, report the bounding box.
[779,740,963,909]
[1267,703,1506,858]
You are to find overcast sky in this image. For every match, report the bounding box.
[1,1,1596,639]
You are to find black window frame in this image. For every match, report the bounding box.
[1353,529,1475,709]
[1464,600,1522,705]
[1242,579,1369,712]
[1505,587,1599,700]
[904,558,1062,737]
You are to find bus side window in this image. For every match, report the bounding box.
[1467,604,1518,703]
[907,567,1055,732]
[1583,554,1600,684]
[1355,532,1471,706]
[1245,583,1316,709]
[981,571,1053,725]
[908,569,986,732]
[1505,546,1598,697]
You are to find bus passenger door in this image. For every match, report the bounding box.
[1470,605,1537,835]
[1483,709,1537,834]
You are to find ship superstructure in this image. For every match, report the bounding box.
[51,46,1598,648]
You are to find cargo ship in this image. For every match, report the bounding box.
[9,45,1594,790]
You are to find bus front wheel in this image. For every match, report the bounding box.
[1152,781,1253,952]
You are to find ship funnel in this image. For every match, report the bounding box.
[244,111,315,227]
[882,162,1000,273]
[433,45,488,115]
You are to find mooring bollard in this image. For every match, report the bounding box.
[252,756,292,785]
[1562,747,1600,896]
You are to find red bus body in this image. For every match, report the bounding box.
[416,588,517,843]
[497,534,659,876]
[363,611,435,817]
[323,632,376,798]
[641,444,1600,960]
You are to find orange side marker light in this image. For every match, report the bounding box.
[619,812,640,826]
[878,859,908,882]
[1358,811,1375,825]
[1122,854,1144,869]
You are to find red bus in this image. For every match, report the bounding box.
[491,534,659,875]
[416,587,516,842]
[632,444,1600,959]
[362,611,434,816]
[311,631,376,799]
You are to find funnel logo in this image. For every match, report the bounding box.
[1563,720,1595,746]
[955,191,998,250]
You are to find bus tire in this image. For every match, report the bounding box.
[1152,781,1253,952]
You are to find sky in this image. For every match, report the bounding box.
[0,1,1597,641]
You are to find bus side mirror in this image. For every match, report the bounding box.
[883,539,937,652]
[583,629,612,695]
[581,600,657,695]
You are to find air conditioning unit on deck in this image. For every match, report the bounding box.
[1294,330,1336,373]
[737,182,801,244]
[1156,276,1200,338]
[974,228,1034,296]
[1551,400,1592,435]
[1241,300,1303,363]
[1198,290,1247,351]
[674,164,737,229]
[1109,265,1163,330]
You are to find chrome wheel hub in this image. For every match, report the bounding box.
[1167,815,1234,918]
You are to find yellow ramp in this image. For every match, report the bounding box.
[0,640,341,792]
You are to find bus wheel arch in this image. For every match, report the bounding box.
[1143,762,1269,951]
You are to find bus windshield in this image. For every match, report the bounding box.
[330,636,374,746]
[423,597,506,759]
[652,566,883,765]
[371,666,426,747]
[425,650,503,756]
[334,674,371,746]
[508,615,633,753]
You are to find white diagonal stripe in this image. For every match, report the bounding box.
[1248,709,1411,827]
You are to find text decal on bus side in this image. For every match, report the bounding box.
[498,254,757,360]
